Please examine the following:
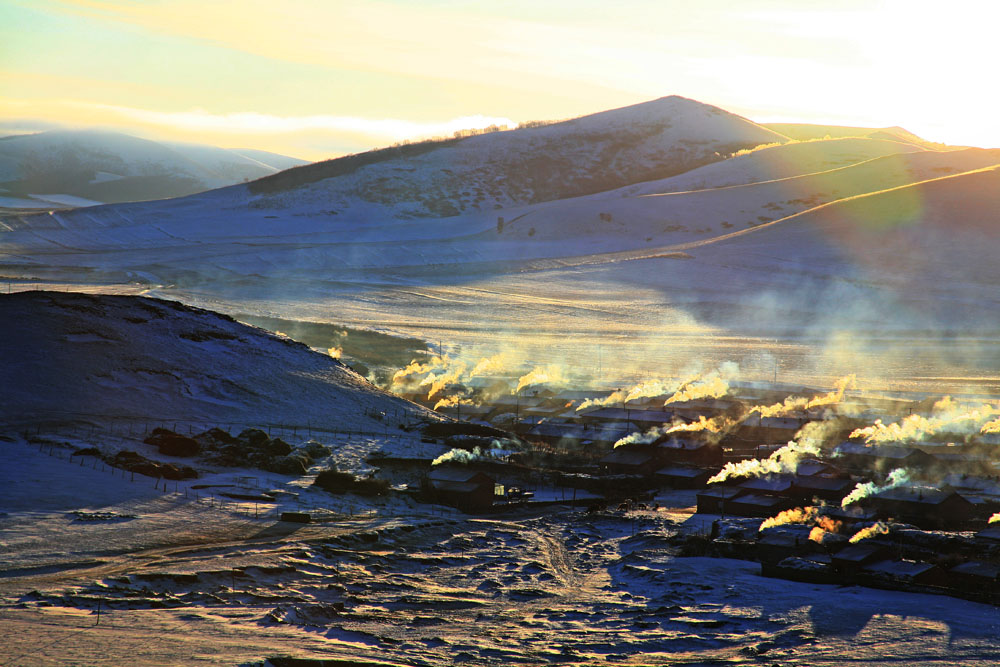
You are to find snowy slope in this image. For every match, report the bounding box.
[0,130,307,206]
[0,291,435,430]
[244,95,787,218]
[627,137,928,194]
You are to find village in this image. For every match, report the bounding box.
[388,377,1000,606]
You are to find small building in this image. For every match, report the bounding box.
[865,486,976,529]
[794,459,841,478]
[833,442,935,473]
[949,561,1000,595]
[831,543,887,573]
[861,559,947,587]
[696,487,745,514]
[790,476,856,503]
[726,492,795,518]
[425,466,496,511]
[654,465,714,489]
[737,415,812,445]
[599,446,659,476]
[655,438,724,466]
[738,474,795,496]
[975,526,1000,543]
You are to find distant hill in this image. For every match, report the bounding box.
[762,123,946,150]
[0,130,308,208]
[245,95,787,217]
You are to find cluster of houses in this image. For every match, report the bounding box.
[393,381,1000,526]
[388,379,1000,603]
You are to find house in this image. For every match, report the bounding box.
[599,446,659,476]
[725,492,796,517]
[975,526,1000,543]
[696,487,745,514]
[790,476,856,503]
[949,561,1000,594]
[653,465,714,489]
[576,407,674,430]
[736,415,812,446]
[865,486,976,529]
[655,438,724,466]
[425,466,496,511]
[738,474,795,496]
[526,422,631,448]
[831,543,887,573]
[861,559,947,587]
[833,442,935,473]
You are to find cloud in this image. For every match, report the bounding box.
[83,102,515,141]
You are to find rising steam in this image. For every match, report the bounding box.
[747,374,856,419]
[708,419,844,483]
[470,352,510,377]
[515,364,565,393]
[849,521,890,543]
[758,506,843,543]
[759,506,819,531]
[663,362,740,405]
[841,468,912,508]
[432,441,509,466]
[851,396,999,444]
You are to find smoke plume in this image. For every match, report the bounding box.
[759,506,819,531]
[433,394,475,411]
[851,396,999,444]
[748,374,856,420]
[809,516,844,544]
[470,352,510,377]
[841,468,912,508]
[515,364,565,393]
[421,360,467,399]
[708,419,845,483]
[432,441,509,466]
[663,362,740,405]
[849,521,890,543]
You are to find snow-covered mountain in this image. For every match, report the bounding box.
[0,291,434,428]
[245,95,786,217]
[0,129,308,208]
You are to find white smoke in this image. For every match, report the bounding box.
[841,468,912,508]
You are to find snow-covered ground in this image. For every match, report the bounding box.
[3,433,1000,666]
[0,291,436,430]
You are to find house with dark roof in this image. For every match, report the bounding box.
[831,543,887,573]
[725,492,796,518]
[833,442,935,473]
[599,446,659,476]
[738,474,794,496]
[949,560,1000,594]
[865,486,976,529]
[861,559,946,587]
[790,475,856,503]
[653,464,714,489]
[425,466,496,511]
[696,487,745,514]
[655,438,723,466]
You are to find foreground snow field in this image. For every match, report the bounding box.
[3,434,1000,666]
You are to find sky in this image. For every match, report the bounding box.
[2,0,999,160]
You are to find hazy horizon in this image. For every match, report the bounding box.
[5,1,1000,160]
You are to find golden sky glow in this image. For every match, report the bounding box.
[2,0,999,159]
